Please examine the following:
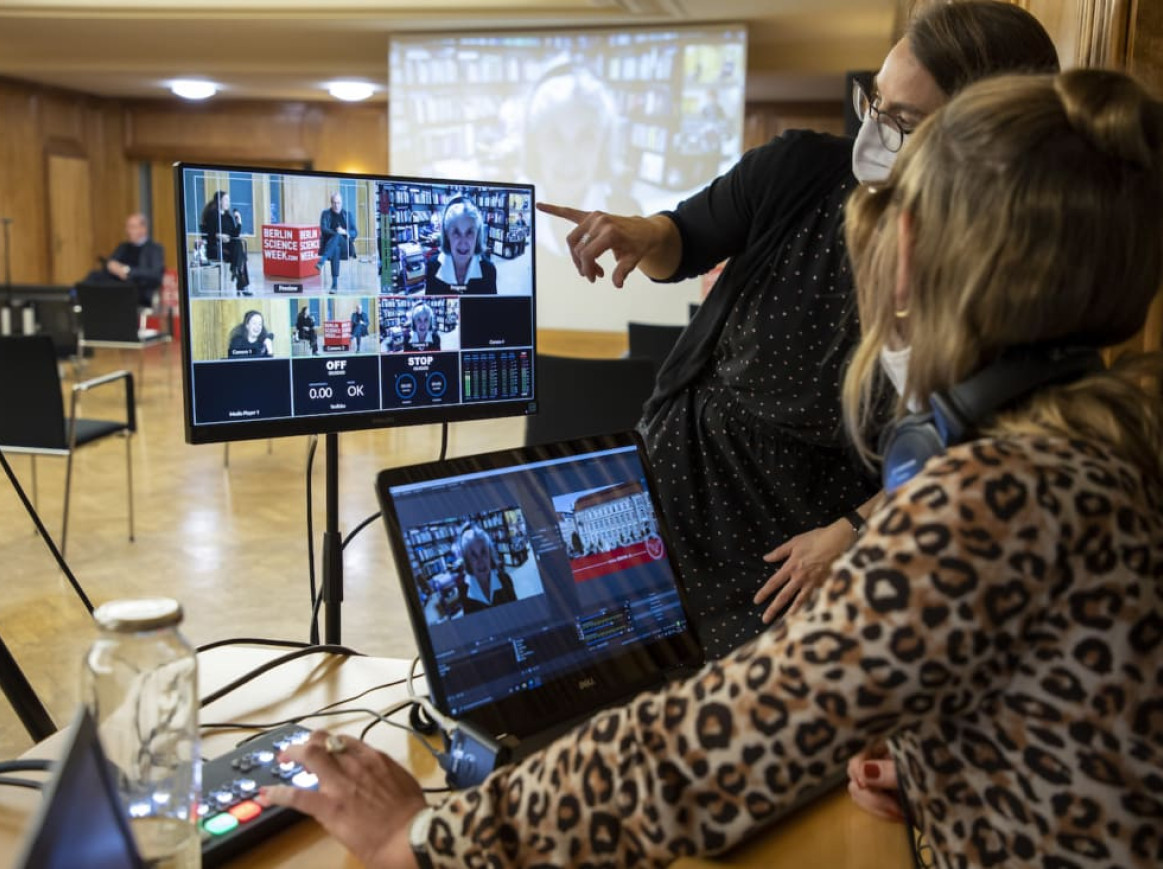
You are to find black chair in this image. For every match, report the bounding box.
[525,354,656,446]
[74,282,171,387]
[628,322,685,374]
[0,335,135,557]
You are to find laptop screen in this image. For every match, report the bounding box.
[377,431,703,738]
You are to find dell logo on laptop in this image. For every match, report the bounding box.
[578,677,597,690]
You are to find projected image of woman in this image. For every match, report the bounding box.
[403,302,441,351]
[425,198,497,295]
[227,310,273,358]
[525,64,639,265]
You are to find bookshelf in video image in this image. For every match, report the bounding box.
[176,164,536,441]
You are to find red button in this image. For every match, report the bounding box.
[229,801,263,823]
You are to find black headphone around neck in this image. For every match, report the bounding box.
[879,345,1104,493]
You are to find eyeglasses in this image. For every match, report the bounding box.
[852,79,912,153]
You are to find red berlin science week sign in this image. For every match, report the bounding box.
[261,224,321,278]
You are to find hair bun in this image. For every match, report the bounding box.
[1054,68,1163,170]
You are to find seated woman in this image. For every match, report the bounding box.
[259,70,1163,868]
[296,306,318,355]
[425,197,498,295]
[226,310,273,358]
[402,302,441,352]
[200,191,250,295]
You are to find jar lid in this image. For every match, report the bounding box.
[93,598,184,633]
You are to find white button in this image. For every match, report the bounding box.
[291,771,318,789]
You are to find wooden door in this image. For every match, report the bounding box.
[47,152,94,285]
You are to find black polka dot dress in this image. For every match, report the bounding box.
[643,131,880,659]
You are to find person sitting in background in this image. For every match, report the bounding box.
[226,310,273,358]
[261,68,1163,868]
[296,305,318,355]
[425,198,497,295]
[317,192,358,293]
[200,191,250,295]
[402,302,440,351]
[84,213,165,308]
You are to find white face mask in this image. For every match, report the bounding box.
[879,343,920,412]
[852,114,897,186]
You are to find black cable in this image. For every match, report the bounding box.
[202,700,413,737]
[199,644,362,709]
[305,435,320,645]
[340,421,452,553]
[0,448,94,614]
[310,593,323,633]
[199,677,408,734]
[196,637,311,654]
[358,704,443,765]
[0,759,52,774]
[341,511,381,551]
[0,776,43,791]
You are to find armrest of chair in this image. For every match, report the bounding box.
[70,369,137,433]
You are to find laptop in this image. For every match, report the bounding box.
[376,430,704,746]
[15,706,145,869]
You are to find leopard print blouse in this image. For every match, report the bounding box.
[425,435,1163,868]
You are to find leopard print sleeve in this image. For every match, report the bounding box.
[424,436,1163,868]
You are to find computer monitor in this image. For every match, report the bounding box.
[175,163,537,444]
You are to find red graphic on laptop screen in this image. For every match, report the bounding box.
[554,481,663,584]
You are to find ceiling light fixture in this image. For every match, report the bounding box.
[327,81,376,102]
[170,80,218,100]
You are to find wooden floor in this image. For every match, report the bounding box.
[0,335,617,757]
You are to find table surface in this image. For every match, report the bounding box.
[0,647,911,868]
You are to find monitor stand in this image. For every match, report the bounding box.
[321,433,343,644]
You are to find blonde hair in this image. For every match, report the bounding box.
[843,69,1163,484]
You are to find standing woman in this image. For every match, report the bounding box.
[200,190,250,295]
[541,1,1061,657]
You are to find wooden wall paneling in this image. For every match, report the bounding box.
[0,82,50,283]
[84,102,136,260]
[1012,0,1132,69]
[305,104,389,175]
[150,160,178,274]
[39,91,86,146]
[1127,0,1163,96]
[124,101,313,165]
[742,101,844,152]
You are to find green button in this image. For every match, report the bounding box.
[203,813,240,836]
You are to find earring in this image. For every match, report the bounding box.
[894,307,910,319]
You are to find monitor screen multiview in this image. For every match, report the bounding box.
[175,163,537,444]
